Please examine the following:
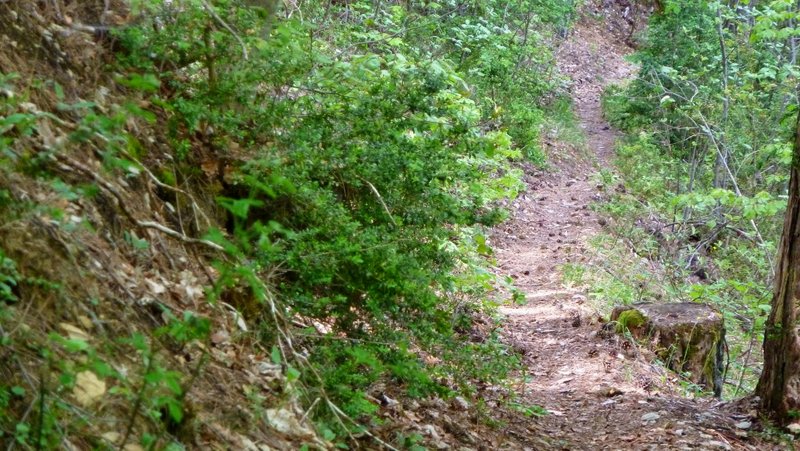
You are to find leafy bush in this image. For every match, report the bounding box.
[0,0,583,445]
[599,0,798,396]
[108,0,577,433]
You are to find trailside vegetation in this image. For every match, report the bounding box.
[599,0,799,400]
[0,0,577,448]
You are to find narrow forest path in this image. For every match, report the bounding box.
[490,14,773,451]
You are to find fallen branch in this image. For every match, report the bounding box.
[54,154,224,252]
[137,220,224,251]
[202,0,249,60]
[119,149,213,230]
[359,177,398,227]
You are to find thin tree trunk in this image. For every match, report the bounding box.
[713,3,730,192]
[756,111,800,426]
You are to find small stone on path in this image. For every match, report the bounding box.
[702,440,732,450]
[641,412,660,422]
[452,396,469,411]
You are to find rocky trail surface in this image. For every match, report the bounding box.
[488,12,782,451]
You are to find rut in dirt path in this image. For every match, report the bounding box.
[490,16,770,451]
[494,17,634,324]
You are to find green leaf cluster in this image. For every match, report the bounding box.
[107,0,577,434]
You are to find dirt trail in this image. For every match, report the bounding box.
[491,15,772,451]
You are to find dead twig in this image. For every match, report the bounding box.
[359,177,397,227]
[120,149,213,231]
[201,0,248,60]
[53,154,225,252]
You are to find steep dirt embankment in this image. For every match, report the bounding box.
[491,15,777,451]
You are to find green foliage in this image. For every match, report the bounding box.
[599,0,798,396]
[398,434,427,451]
[561,262,586,287]
[508,401,549,417]
[106,0,578,438]
[0,0,577,445]
[0,250,19,303]
[615,309,647,334]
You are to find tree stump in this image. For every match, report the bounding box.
[610,303,725,397]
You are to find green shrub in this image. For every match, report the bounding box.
[108,0,578,434]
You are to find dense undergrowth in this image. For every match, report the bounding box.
[582,0,799,397]
[0,0,577,448]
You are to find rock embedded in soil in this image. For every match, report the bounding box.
[703,440,732,450]
[452,396,469,411]
[610,303,725,397]
[641,412,660,422]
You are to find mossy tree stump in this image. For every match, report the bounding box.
[610,303,725,397]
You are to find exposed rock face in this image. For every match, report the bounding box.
[611,303,725,397]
